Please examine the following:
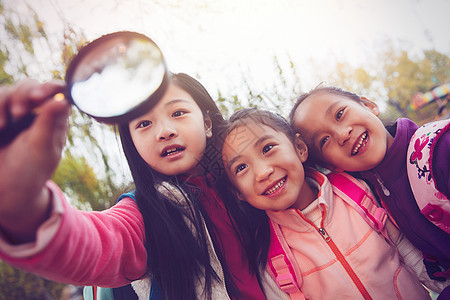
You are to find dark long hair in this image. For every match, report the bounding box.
[118,73,245,300]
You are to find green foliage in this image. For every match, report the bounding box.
[62,109,133,210]
[376,47,449,123]
[0,1,44,80]
[0,49,12,85]
[53,151,114,210]
[0,261,65,300]
[320,46,449,124]
[53,114,132,211]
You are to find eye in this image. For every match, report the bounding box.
[262,144,274,155]
[336,108,345,120]
[172,110,187,117]
[235,163,247,174]
[319,136,329,149]
[137,120,152,128]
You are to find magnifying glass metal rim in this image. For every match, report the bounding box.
[64,31,169,124]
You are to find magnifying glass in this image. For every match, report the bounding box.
[0,31,168,146]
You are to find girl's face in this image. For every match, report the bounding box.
[222,122,315,211]
[292,92,393,172]
[129,83,212,176]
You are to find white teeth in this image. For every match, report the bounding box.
[166,148,177,154]
[352,132,368,155]
[264,177,286,195]
[163,147,182,156]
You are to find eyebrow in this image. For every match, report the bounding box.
[326,101,339,117]
[226,134,275,171]
[164,98,192,107]
[130,99,192,126]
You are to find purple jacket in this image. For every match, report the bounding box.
[354,118,450,271]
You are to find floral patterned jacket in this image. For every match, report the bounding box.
[354,118,450,280]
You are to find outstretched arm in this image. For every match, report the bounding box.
[0,78,70,243]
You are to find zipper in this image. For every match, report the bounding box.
[318,227,331,242]
[297,209,373,300]
[317,226,373,300]
[374,172,390,196]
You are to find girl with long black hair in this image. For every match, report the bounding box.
[0,73,271,299]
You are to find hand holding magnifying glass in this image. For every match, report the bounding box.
[0,31,169,146]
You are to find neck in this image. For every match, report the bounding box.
[292,179,319,210]
[386,130,395,149]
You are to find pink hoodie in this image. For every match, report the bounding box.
[267,170,431,299]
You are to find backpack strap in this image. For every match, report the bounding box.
[83,286,115,300]
[267,219,305,300]
[117,191,136,203]
[327,172,388,236]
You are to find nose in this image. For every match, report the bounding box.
[156,121,177,141]
[255,164,274,182]
[336,125,352,145]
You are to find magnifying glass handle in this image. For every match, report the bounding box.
[0,113,35,147]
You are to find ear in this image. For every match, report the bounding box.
[295,133,309,163]
[360,97,380,116]
[204,115,213,138]
[227,183,246,201]
[235,190,246,202]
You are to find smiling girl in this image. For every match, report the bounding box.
[290,86,450,297]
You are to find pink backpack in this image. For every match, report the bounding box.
[267,172,389,299]
[407,119,450,234]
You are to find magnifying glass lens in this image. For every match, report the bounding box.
[65,31,168,123]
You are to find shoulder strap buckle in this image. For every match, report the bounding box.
[276,272,300,294]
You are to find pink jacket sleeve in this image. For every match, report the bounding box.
[0,181,147,287]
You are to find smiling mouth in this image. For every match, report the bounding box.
[352,131,368,156]
[161,146,185,157]
[263,177,287,195]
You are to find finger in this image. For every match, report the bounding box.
[9,78,42,118]
[0,79,66,130]
[29,80,65,102]
[30,97,71,163]
[10,79,65,119]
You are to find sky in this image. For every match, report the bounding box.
[10,0,450,103]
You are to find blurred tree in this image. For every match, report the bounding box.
[0,261,65,300]
[215,54,303,118]
[322,46,449,124]
[378,48,448,123]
